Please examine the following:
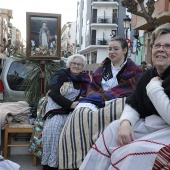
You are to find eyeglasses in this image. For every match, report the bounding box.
[107,47,120,52]
[153,44,170,50]
[70,62,83,68]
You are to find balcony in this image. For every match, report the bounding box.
[92,16,118,24]
[8,22,13,28]
[98,18,109,23]
[91,38,110,45]
[0,9,13,19]
[92,0,119,3]
[92,0,118,8]
[97,39,108,45]
[8,33,12,38]
[93,0,118,2]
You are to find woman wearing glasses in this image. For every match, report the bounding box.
[41,54,90,170]
[59,36,142,169]
[80,23,170,170]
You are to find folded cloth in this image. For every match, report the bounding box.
[0,101,31,129]
[105,98,116,106]
[79,94,105,108]
[75,103,98,111]
[0,155,20,170]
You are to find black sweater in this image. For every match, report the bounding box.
[126,66,170,119]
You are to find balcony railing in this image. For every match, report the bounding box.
[93,0,118,2]
[8,22,13,28]
[91,16,118,24]
[91,38,111,45]
[8,33,12,38]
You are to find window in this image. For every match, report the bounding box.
[83,0,84,9]
[7,61,35,91]
[91,52,97,63]
[81,36,83,45]
[87,55,90,64]
[90,71,93,75]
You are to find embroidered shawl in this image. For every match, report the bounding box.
[50,68,91,97]
[86,58,142,101]
[45,68,91,118]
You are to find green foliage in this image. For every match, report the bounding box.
[13,51,27,59]
[23,60,61,103]
[13,51,65,103]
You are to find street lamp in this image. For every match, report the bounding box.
[133,29,143,50]
[123,15,131,38]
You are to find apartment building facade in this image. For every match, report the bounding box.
[61,21,76,57]
[0,8,13,60]
[0,8,23,61]
[75,0,129,73]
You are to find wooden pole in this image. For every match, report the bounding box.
[40,60,46,97]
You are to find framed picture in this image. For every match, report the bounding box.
[26,12,61,60]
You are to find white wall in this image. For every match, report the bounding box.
[96,48,108,63]
[81,0,87,49]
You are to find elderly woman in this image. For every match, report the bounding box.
[80,23,170,170]
[41,54,90,170]
[59,36,142,169]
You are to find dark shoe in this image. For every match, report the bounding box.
[50,167,58,170]
[43,165,51,170]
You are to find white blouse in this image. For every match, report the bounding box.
[101,60,127,91]
[120,80,170,126]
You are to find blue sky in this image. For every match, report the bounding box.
[0,0,77,40]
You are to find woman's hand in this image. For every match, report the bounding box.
[70,101,79,109]
[79,96,83,101]
[117,120,135,146]
[150,76,163,83]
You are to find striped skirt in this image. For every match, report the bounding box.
[58,97,126,169]
[80,115,170,170]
